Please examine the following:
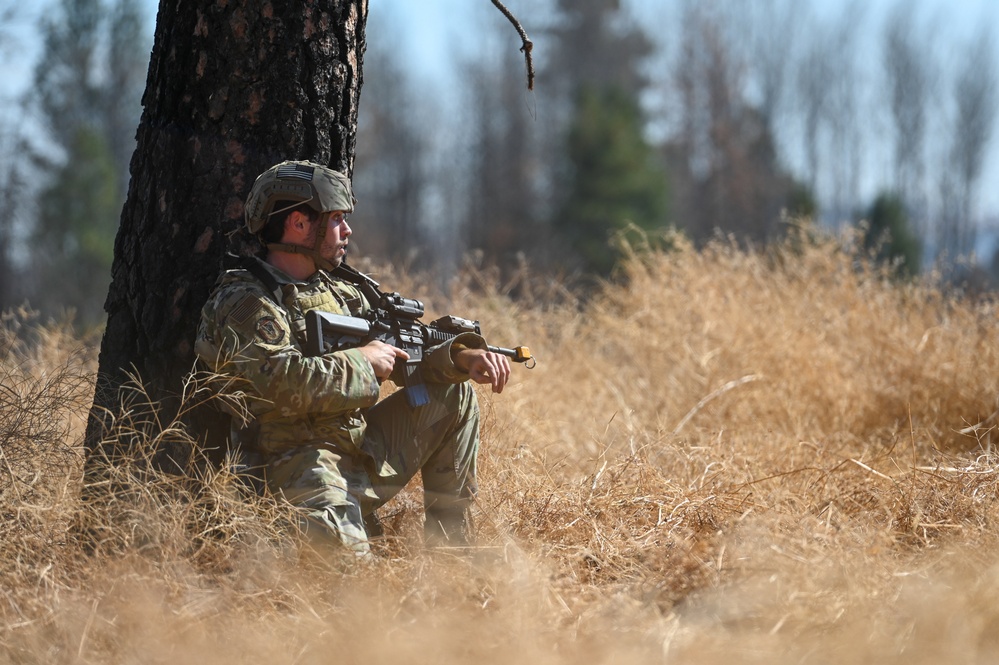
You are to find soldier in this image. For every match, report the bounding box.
[196,160,511,557]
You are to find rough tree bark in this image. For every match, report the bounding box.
[83,0,368,480]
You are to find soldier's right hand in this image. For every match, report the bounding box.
[358,340,410,379]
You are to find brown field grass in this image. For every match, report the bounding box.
[5,231,999,664]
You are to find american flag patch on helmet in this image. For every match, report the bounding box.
[277,163,315,181]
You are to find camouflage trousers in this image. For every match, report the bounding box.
[263,381,480,556]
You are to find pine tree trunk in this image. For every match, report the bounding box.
[84,0,368,480]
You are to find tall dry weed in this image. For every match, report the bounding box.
[0,309,95,557]
[4,235,999,663]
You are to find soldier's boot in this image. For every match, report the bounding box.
[424,504,473,547]
[424,479,477,548]
[363,510,385,539]
[299,506,372,559]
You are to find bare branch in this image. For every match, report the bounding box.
[490,0,534,90]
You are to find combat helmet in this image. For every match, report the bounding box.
[244,160,355,270]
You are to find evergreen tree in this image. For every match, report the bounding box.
[545,0,666,276]
[28,0,148,324]
[547,0,653,100]
[34,127,120,325]
[555,86,668,275]
[786,181,818,221]
[864,192,921,276]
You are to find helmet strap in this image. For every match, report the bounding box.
[311,211,338,272]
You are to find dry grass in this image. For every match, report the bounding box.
[5,232,999,663]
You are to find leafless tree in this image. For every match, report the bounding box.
[103,0,149,193]
[670,1,788,243]
[827,3,868,222]
[793,2,869,223]
[352,13,431,267]
[795,16,834,198]
[882,1,935,236]
[461,25,545,268]
[722,0,802,144]
[939,25,998,258]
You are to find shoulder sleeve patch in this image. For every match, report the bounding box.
[255,316,286,345]
[230,294,263,325]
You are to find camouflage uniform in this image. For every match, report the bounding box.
[196,257,487,556]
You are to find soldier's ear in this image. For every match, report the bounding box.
[284,210,311,240]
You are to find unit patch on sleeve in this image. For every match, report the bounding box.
[255,316,286,344]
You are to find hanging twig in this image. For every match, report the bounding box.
[490,0,535,90]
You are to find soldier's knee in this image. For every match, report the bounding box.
[265,446,375,557]
[454,381,478,417]
[426,381,479,418]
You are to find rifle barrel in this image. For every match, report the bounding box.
[489,344,533,364]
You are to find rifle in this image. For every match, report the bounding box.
[305,262,535,408]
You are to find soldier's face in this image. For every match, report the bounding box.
[317,211,351,265]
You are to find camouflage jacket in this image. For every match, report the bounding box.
[195,257,485,459]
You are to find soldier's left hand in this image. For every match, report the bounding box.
[455,349,511,393]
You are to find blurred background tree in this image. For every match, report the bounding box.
[0,132,25,311]
[882,2,934,243]
[863,192,922,277]
[938,26,998,262]
[24,0,148,327]
[666,1,796,245]
[460,40,546,272]
[544,0,668,276]
[32,127,121,324]
[556,86,668,275]
[0,1,29,311]
[352,11,432,269]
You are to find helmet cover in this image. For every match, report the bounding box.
[244,160,355,233]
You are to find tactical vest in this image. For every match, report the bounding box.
[238,256,366,352]
[219,257,373,458]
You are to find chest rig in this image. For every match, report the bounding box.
[238,257,364,349]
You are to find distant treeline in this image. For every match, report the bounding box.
[0,0,996,326]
